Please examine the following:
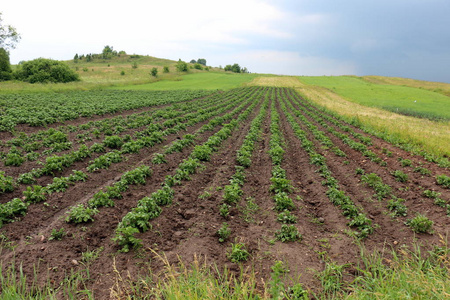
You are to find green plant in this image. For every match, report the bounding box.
[277,210,297,224]
[399,158,412,167]
[65,204,98,223]
[436,175,450,188]
[113,226,142,252]
[0,171,15,193]
[217,223,231,243]
[392,170,408,182]
[274,193,295,212]
[49,228,66,241]
[405,213,433,233]
[223,184,242,204]
[4,152,24,166]
[387,197,408,217]
[413,166,431,175]
[81,246,104,264]
[152,153,167,164]
[219,203,230,218]
[88,191,114,208]
[23,185,47,203]
[355,168,365,175]
[275,224,301,242]
[227,242,249,263]
[103,135,123,149]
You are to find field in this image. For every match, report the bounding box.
[298,76,450,121]
[0,80,449,298]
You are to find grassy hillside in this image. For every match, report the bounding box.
[114,72,261,90]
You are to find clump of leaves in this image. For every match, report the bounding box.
[152,153,167,164]
[49,228,66,241]
[436,175,450,188]
[113,226,142,253]
[66,204,98,223]
[88,191,114,208]
[23,185,47,203]
[217,223,231,243]
[103,135,123,149]
[219,203,230,218]
[405,213,433,233]
[223,184,243,205]
[392,170,408,182]
[413,166,431,175]
[275,224,301,242]
[274,192,295,212]
[0,171,16,193]
[277,210,297,224]
[399,158,412,167]
[387,197,408,217]
[227,242,249,263]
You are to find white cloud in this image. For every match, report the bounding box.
[216,50,357,76]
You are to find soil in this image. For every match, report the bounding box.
[0,87,448,299]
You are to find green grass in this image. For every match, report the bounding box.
[298,76,450,121]
[113,72,260,91]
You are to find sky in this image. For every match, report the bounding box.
[2,0,450,83]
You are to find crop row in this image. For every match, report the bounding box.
[0,90,212,131]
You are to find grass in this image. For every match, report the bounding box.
[113,72,260,91]
[346,239,450,299]
[298,76,450,121]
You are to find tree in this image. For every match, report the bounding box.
[231,63,241,73]
[163,66,169,73]
[102,45,116,59]
[0,12,21,50]
[0,48,12,81]
[0,12,21,81]
[197,58,206,66]
[190,59,197,64]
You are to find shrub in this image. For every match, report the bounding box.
[14,58,80,83]
[150,67,158,77]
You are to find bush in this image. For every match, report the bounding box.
[14,58,80,83]
[150,67,158,77]
[176,59,188,72]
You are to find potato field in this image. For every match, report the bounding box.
[0,87,449,298]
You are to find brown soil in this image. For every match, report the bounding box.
[0,87,448,299]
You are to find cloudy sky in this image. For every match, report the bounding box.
[2,0,450,82]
